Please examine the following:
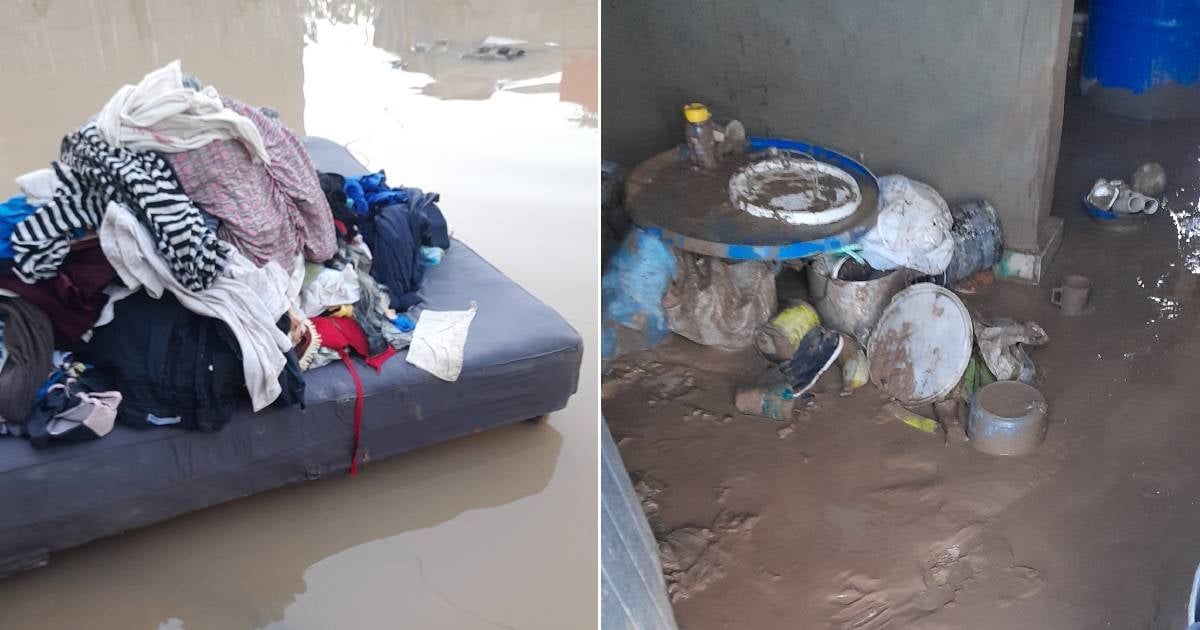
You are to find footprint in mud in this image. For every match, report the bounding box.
[919,524,1044,608]
[826,525,1043,629]
[633,474,668,526]
[659,510,759,602]
[878,458,941,489]
[682,407,720,423]
[868,457,943,508]
[651,369,699,402]
[827,573,918,630]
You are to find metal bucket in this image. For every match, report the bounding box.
[806,256,909,345]
[968,381,1048,456]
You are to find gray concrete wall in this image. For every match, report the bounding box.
[602,0,1073,253]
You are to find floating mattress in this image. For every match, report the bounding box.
[0,138,583,576]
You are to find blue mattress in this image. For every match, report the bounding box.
[0,138,583,576]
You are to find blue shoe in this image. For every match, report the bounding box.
[781,327,844,396]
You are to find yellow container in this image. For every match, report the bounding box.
[837,334,870,394]
[754,302,820,361]
[683,103,711,123]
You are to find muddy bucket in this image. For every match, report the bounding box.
[942,200,1003,286]
[968,381,1048,456]
[806,256,909,345]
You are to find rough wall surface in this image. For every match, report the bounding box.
[602,0,1073,252]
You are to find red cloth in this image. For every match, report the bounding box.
[311,316,395,475]
[0,240,117,341]
[312,316,370,359]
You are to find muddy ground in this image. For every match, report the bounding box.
[603,99,1200,629]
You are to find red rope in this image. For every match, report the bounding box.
[337,349,365,476]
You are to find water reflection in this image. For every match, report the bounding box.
[0,0,309,184]
[0,0,595,186]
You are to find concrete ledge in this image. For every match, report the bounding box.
[995,216,1064,285]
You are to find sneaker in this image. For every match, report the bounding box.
[781,327,844,396]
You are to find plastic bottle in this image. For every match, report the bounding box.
[683,103,718,170]
[734,382,796,420]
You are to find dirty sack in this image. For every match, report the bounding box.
[601,229,676,361]
[973,318,1048,383]
[663,250,775,350]
[859,175,954,275]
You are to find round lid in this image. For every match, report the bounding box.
[867,283,973,405]
[727,154,861,226]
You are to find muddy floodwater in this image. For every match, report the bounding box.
[0,1,597,628]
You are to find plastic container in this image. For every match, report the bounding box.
[734,382,796,420]
[754,302,820,362]
[683,103,718,169]
[942,200,1003,286]
[968,381,1048,456]
[1083,0,1200,119]
[867,283,973,405]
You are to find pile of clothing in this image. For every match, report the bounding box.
[0,61,470,471]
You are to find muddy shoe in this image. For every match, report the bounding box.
[782,327,844,396]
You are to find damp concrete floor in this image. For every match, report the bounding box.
[0,1,597,629]
[603,96,1200,630]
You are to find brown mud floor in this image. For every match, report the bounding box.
[603,98,1200,630]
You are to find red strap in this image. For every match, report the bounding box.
[337,349,365,476]
[365,347,396,371]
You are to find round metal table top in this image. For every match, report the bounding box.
[626,137,880,260]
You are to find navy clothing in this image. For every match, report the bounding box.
[80,291,245,432]
[81,293,306,432]
[361,193,450,311]
[318,170,450,312]
[273,315,306,410]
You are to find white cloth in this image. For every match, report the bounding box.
[859,175,954,275]
[99,202,292,410]
[406,302,477,382]
[300,265,361,317]
[287,253,306,314]
[15,168,59,206]
[96,60,270,163]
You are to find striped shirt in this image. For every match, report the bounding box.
[12,125,229,291]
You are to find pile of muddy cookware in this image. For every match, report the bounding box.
[610,105,1112,457]
[749,244,1055,458]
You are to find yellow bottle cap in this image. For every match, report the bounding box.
[683,103,710,123]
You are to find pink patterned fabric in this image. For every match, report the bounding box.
[166,97,335,271]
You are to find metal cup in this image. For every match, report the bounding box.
[1051,274,1091,316]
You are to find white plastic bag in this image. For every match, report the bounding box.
[859,175,954,275]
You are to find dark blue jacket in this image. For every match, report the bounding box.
[361,188,450,311]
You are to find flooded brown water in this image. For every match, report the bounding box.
[0,1,597,628]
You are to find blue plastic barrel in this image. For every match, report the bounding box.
[1082,0,1200,119]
